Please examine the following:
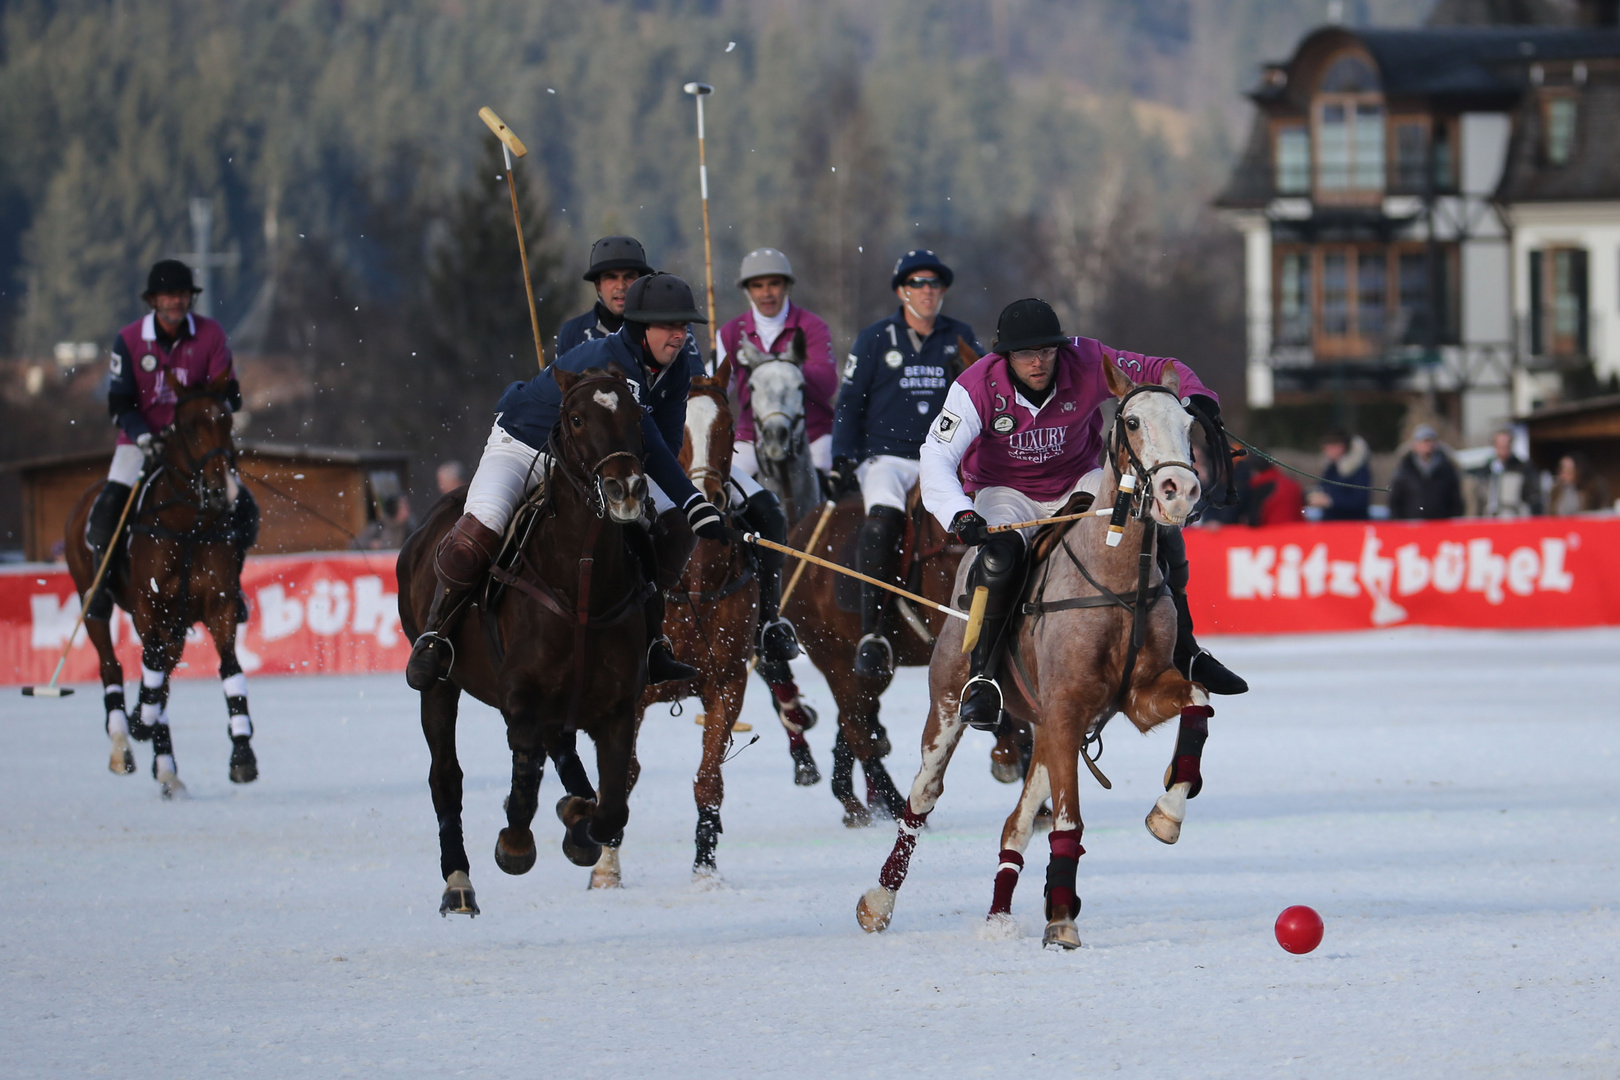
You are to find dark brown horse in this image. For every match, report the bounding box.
[589,363,759,887]
[398,366,654,917]
[64,371,255,798]
[857,360,1214,948]
[781,493,962,826]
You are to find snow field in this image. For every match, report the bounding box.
[2,628,1617,1078]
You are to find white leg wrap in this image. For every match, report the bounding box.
[221,672,248,699]
[229,714,253,738]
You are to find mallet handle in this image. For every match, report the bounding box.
[985,509,1094,534]
[779,499,837,608]
[738,531,967,621]
[481,107,546,371]
[31,479,142,694]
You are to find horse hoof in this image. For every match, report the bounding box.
[562,818,602,868]
[109,734,135,775]
[856,887,896,933]
[791,745,821,786]
[1042,919,1082,950]
[156,764,186,800]
[990,759,1022,784]
[691,864,724,890]
[494,828,537,875]
[589,847,622,889]
[440,871,479,917]
[1146,783,1189,845]
[228,737,258,784]
[842,806,871,829]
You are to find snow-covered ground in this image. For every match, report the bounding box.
[3,628,1617,1079]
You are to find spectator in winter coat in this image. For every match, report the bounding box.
[1548,452,1612,515]
[1387,424,1464,520]
[1306,430,1371,520]
[1243,461,1304,526]
[1466,427,1542,518]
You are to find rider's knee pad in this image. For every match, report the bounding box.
[972,533,1026,584]
[858,505,906,566]
[232,485,260,551]
[650,507,695,590]
[742,488,786,540]
[433,513,501,589]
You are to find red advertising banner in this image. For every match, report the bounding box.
[1182,515,1620,635]
[4,517,1619,686]
[0,551,409,687]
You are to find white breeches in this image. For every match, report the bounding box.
[972,468,1106,541]
[732,434,832,480]
[857,455,921,513]
[464,422,674,534]
[107,444,146,487]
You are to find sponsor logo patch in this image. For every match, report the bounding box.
[991,414,1015,435]
[109,353,122,376]
[916,400,930,414]
[884,349,904,369]
[844,354,859,379]
[139,354,157,372]
[933,409,960,442]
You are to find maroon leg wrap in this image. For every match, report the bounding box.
[1044,828,1084,920]
[877,800,930,891]
[988,848,1024,916]
[769,679,814,733]
[1170,705,1212,798]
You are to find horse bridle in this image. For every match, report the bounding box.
[546,374,645,520]
[1109,383,1196,522]
[148,390,237,516]
[744,359,807,448]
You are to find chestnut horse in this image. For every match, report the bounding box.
[781,494,960,826]
[588,363,760,887]
[65,372,256,798]
[857,360,1215,948]
[398,366,652,917]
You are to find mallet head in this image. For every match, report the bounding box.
[683,82,714,96]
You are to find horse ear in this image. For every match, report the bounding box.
[735,338,762,370]
[553,367,580,394]
[714,355,733,392]
[604,360,632,383]
[1158,363,1181,399]
[957,335,979,368]
[788,326,807,366]
[1104,354,1136,399]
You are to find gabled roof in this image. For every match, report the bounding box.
[1500,80,1620,201]
[1354,27,1620,99]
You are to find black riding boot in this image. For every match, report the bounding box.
[229,484,260,624]
[405,513,502,691]
[1158,526,1247,695]
[854,505,906,678]
[638,508,700,685]
[958,533,1026,731]
[83,481,131,621]
[740,488,800,663]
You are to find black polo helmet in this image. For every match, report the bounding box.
[622,272,708,325]
[583,235,653,282]
[890,248,954,291]
[142,259,201,299]
[992,298,1069,354]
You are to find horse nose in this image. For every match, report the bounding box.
[1159,472,1200,506]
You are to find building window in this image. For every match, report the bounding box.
[1393,119,1456,193]
[1322,253,1349,336]
[1314,51,1384,197]
[1546,96,1577,166]
[1398,251,1454,346]
[1530,247,1589,356]
[1277,252,1312,344]
[1275,126,1311,194]
[1358,253,1387,339]
[1431,121,1454,190]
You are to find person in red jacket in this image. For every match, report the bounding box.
[1245,460,1304,526]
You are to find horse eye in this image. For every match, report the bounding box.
[570,413,584,429]
[1126,417,1140,431]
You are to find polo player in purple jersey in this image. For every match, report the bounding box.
[919,298,1247,732]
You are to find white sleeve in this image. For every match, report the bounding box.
[715,334,729,367]
[919,381,981,532]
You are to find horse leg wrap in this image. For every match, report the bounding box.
[769,679,814,734]
[695,806,723,868]
[104,685,129,738]
[1167,705,1212,799]
[550,740,596,802]
[150,720,174,759]
[877,801,930,891]
[507,752,544,828]
[136,670,166,738]
[221,671,252,738]
[989,848,1024,916]
[438,813,470,879]
[1044,829,1084,920]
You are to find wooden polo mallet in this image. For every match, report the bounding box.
[22,480,143,698]
[478,107,547,371]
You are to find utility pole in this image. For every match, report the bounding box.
[176,197,240,318]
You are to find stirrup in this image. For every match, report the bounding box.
[758,616,800,662]
[854,633,892,678]
[958,675,1003,731]
[405,631,455,690]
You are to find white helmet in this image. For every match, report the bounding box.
[736,247,795,288]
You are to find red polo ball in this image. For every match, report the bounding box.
[1274,905,1324,954]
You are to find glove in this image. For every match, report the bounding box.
[135,432,159,463]
[950,509,991,547]
[828,456,859,499]
[1186,394,1221,425]
[683,493,730,544]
